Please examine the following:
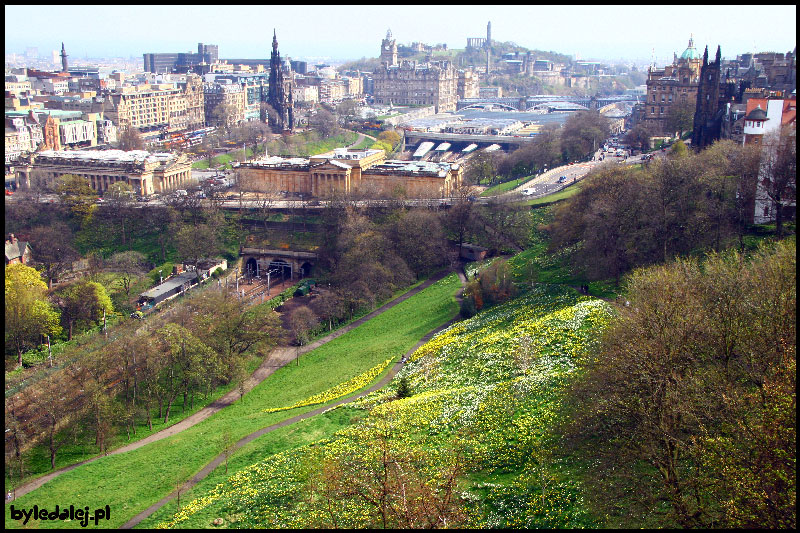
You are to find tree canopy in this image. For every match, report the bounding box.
[5,263,62,366]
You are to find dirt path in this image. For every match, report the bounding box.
[121,269,466,528]
[7,270,456,503]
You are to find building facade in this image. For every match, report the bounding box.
[236,148,462,198]
[203,82,246,127]
[143,42,219,73]
[16,149,192,196]
[643,37,703,135]
[373,60,459,113]
[105,75,205,133]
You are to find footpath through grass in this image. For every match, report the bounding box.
[5,274,461,529]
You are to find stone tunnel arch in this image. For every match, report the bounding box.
[300,261,313,278]
[268,260,292,280]
[245,257,258,276]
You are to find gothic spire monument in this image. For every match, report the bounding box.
[268,30,294,133]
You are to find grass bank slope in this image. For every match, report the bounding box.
[155,283,612,528]
[5,274,461,529]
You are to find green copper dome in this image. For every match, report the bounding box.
[680,37,699,60]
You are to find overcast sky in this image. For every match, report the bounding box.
[5,4,797,65]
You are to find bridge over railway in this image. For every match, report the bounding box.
[240,247,317,280]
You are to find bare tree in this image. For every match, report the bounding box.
[758,125,796,236]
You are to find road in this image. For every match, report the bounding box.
[501,149,657,201]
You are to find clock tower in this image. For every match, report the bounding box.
[380,29,398,67]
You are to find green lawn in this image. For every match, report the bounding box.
[480,175,536,196]
[523,182,582,206]
[136,406,362,528]
[6,274,461,529]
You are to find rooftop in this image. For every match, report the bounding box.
[35,149,180,165]
[367,159,458,177]
[139,271,198,300]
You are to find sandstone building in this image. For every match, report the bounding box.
[236,148,462,198]
[105,75,205,133]
[16,149,192,196]
[373,59,459,113]
[642,37,703,134]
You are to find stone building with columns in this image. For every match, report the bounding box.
[235,147,462,198]
[15,149,192,196]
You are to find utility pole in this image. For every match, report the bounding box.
[46,334,52,367]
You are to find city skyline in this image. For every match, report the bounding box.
[5,4,797,66]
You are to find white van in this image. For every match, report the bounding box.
[175,189,188,197]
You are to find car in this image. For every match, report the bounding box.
[522,188,535,196]
[557,176,567,183]
[136,196,149,202]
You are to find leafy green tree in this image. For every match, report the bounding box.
[56,174,97,221]
[669,139,688,158]
[395,375,412,399]
[567,240,796,528]
[376,129,401,149]
[154,323,215,424]
[181,291,285,383]
[465,151,499,185]
[5,263,62,367]
[56,280,114,340]
[370,140,393,153]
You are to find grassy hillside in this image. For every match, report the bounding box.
[153,284,612,528]
[5,274,460,529]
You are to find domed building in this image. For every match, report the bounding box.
[641,36,704,135]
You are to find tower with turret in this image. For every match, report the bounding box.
[380,29,398,67]
[692,45,723,150]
